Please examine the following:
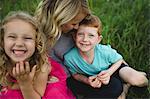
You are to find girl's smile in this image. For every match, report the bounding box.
[4,19,36,63]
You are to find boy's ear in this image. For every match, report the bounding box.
[97,35,102,43]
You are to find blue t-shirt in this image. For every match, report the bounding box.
[64,44,123,76]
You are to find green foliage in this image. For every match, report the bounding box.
[1,0,40,20]
[91,0,150,98]
[92,0,150,71]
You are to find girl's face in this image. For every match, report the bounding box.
[4,19,36,63]
[75,26,101,53]
[61,12,86,33]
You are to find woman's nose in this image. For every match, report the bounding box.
[73,24,79,30]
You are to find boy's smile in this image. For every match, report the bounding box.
[75,26,101,53]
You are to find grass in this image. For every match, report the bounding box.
[91,0,150,98]
[1,0,150,98]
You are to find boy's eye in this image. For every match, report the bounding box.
[89,34,94,37]
[77,33,84,36]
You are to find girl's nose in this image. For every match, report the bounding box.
[15,39,24,47]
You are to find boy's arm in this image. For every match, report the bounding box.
[107,59,123,76]
[73,73,89,84]
[97,59,123,85]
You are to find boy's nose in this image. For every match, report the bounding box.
[83,35,88,41]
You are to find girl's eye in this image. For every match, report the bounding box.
[24,37,33,40]
[8,35,16,38]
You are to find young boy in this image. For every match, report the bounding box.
[64,15,148,99]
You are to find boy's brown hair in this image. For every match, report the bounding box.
[79,15,102,36]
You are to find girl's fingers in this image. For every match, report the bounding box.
[25,61,30,73]
[12,66,16,77]
[19,61,25,75]
[30,65,37,78]
[15,63,20,75]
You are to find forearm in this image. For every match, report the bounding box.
[108,59,123,76]
[20,83,41,99]
[73,73,89,84]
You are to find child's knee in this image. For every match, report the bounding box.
[129,75,148,87]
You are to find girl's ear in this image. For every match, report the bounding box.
[97,35,103,44]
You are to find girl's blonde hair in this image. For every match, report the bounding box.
[35,0,90,47]
[0,11,48,86]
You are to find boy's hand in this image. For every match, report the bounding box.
[97,70,110,85]
[88,75,102,88]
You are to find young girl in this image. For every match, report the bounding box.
[0,11,75,99]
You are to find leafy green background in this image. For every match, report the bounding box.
[1,0,149,98]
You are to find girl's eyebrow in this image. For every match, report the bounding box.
[6,32,16,35]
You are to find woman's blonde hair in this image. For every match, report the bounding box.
[0,11,48,86]
[35,0,90,46]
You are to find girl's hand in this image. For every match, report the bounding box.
[97,70,110,85]
[88,75,101,88]
[12,61,36,85]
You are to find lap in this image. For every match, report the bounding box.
[67,76,123,98]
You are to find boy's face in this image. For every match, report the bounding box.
[75,26,102,53]
[4,19,36,63]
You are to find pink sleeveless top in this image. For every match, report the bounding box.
[0,58,75,99]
